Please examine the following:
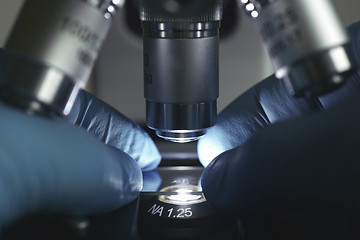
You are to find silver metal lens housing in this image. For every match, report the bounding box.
[1,0,112,115]
[253,0,356,97]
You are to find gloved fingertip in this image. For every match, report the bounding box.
[63,90,161,172]
[198,130,230,168]
[140,158,161,172]
[142,171,162,192]
[53,143,143,217]
[201,151,230,204]
[137,137,162,172]
[105,147,143,207]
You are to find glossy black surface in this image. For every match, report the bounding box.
[1,161,241,240]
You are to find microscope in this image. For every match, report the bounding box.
[141,0,354,145]
[0,0,356,239]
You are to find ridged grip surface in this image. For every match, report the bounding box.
[139,0,223,22]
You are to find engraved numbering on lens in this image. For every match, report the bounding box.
[260,8,299,42]
[144,73,153,84]
[144,54,149,66]
[147,204,193,219]
[61,16,100,49]
[77,49,94,66]
[168,207,193,218]
[259,7,303,59]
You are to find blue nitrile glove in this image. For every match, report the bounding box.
[198,22,360,216]
[0,90,161,229]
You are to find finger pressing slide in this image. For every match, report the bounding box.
[66,90,161,172]
[198,75,320,167]
[0,103,142,228]
[202,95,360,217]
[198,21,360,168]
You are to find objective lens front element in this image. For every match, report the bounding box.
[154,129,207,143]
[158,185,206,205]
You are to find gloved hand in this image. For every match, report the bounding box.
[0,90,161,229]
[198,22,360,219]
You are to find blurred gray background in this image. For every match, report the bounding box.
[1,0,360,124]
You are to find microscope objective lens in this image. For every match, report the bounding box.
[141,2,220,143]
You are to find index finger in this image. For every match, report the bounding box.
[198,22,360,167]
[66,90,161,172]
